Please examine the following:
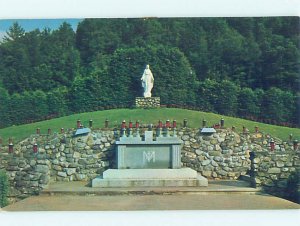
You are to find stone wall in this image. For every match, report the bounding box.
[252,148,299,199]
[0,127,299,204]
[135,97,160,108]
[179,128,251,179]
[0,130,115,203]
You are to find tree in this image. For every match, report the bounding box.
[197,79,219,112]
[215,80,239,116]
[0,87,11,128]
[3,22,25,42]
[262,88,286,124]
[106,45,197,105]
[31,90,49,120]
[238,87,260,120]
[47,87,69,117]
[9,93,25,125]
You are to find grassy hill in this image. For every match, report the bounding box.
[0,108,299,145]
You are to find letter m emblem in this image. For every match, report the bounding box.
[143,151,155,163]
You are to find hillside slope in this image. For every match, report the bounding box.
[0,108,299,145]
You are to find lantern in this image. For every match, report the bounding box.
[77,120,81,129]
[220,118,224,128]
[33,143,38,153]
[8,143,13,153]
[121,120,126,129]
[105,119,109,128]
[158,120,162,128]
[166,120,170,128]
[183,119,187,127]
[173,120,177,128]
[293,140,298,151]
[270,139,275,151]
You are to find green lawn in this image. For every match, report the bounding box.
[0,108,299,145]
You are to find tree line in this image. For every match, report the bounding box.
[0,17,299,128]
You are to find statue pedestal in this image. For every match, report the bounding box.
[135,97,160,108]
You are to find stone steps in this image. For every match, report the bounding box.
[41,180,262,196]
[91,168,208,187]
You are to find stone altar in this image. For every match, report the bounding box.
[92,127,208,187]
[117,131,181,169]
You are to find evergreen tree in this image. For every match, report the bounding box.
[0,87,11,128]
[3,22,25,42]
[238,87,260,120]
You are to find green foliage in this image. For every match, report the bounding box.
[285,170,300,203]
[0,17,299,128]
[3,22,25,42]
[197,79,219,112]
[197,79,239,116]
[262,87,297,124]
[106,46,197,105]
[0,87,11,127]
[47,87,69,116]
[215,80,239,116]
[0,22,80,94]
[0,170,9,207]
[238,87,261,119]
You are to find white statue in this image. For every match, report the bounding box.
[141,64,154,97]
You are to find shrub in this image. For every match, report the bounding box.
[286,170,300,204]
[0,170,9,207]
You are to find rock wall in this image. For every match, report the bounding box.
[252,148,299,200]
[179,128,251,179]
[0,127,299,204]
[0,130,115,203]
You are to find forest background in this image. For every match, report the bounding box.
[0,17,299,128]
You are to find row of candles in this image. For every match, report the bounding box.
[1,117,299,153]
[120,120,177,129]
[3,138,298,154]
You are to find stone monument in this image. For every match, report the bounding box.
[92,121,208,187]
[135,64,160,108]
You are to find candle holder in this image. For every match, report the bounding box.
[183,118,187,127]
[8,143,13,153]
[270,139,275,151]
[77,120,81,129]
[33,143,38,153]
[202,119,206,128]
[293,140,298,151]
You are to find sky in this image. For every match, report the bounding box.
[0,19,83,41]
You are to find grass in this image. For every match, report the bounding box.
[0,108,299,145]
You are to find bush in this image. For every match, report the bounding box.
[0,170,9,207]
[286,170,300,204]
